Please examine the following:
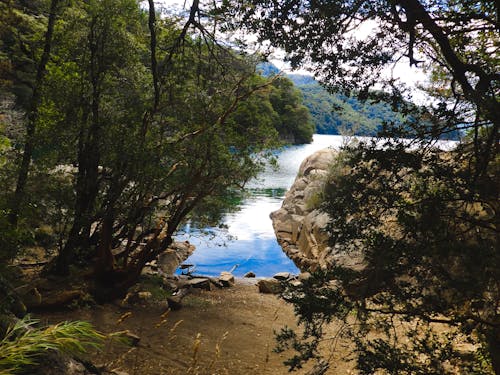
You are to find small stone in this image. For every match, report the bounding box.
[257,278,283,294]
[219,272,235,287]
[138,291,152,300]
[243,271,256,278]
[167,288,190,310]
[273,272,292,281]
[167,295,183,310]
[289,280,302,287]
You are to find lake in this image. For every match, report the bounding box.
[178,134,346,277]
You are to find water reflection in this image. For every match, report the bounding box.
[180,188,295,277]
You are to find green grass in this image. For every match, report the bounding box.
[0,317,104,374]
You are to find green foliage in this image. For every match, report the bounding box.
[275,141,498,373]
[262,63,434,138]
[0,211,20,265]
[298,84,405,137]
[0,317,104,374]
[268,76,314,144]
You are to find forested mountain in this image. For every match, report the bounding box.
[267,77,314,144]
[259,63,404,136]
[294,82,403,136]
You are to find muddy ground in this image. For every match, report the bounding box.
[35,279,355,375]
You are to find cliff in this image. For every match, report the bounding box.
[271,148,365,273]
[270,148,334,271]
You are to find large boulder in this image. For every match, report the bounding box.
[257,278,283,294]
[271,148,337,271]
[271,148,367,273]
[219,272,235,287]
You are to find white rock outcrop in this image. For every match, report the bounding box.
[271,148,336,271]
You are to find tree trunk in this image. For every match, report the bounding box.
[54,20,103,274]
[9,0,60,226]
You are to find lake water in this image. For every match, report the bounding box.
[178,134,457,277]
[178,134,346,277]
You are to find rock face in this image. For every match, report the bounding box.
[271,148,336,271]
[156,241,195,275]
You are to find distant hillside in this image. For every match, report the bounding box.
[286,74,316,86]
[256,63,315,144]
[296,83,404,136]
[287,76,404,136]
[258,62,404,136]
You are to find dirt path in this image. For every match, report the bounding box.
[36,279,355,375]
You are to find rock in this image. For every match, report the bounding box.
[257,278,283,294]
[219,272,235,287]
[140,266,155,276]
[28,351,99,374]
[137,291,152,300]
[273,272,292,281]
[243,271,256,278]
[270,148,337,271]
[157,242,195,276]
[187,278,212,291]
[167,288,190,310]
[166,295,183,310]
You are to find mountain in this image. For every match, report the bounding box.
[296,83,405,136]
[258,62,404,136]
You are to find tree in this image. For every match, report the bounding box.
[0,0,290,303]
[1,0,62,226]
[268,76,314,144]
[224,0,499,373]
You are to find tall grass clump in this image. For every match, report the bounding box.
[0,317,104,374]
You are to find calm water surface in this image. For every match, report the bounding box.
[178,134,345,277]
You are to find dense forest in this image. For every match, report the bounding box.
[292,81,404,136]
[0,0,498,374]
